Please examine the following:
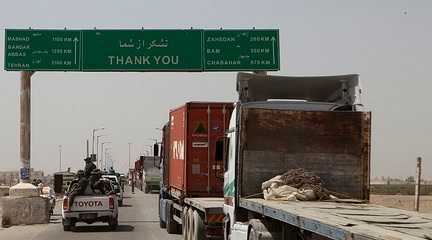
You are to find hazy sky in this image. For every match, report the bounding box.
[0,1,431,178]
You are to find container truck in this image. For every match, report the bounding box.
[224,73,432,240]
[159,102,234,239]
[142,156,161,193]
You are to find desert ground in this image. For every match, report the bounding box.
[370,194,432,213]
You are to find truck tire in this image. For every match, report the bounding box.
[63,224,71,231]
[145,184,151,193]
[62,218,72,231]
[119,199,123,206]
[187,208,195,240]
[224,215,231,240]
[166,200,180,234]
[160,219,167,228]
[109,216,118,230]
[248,219,281,240]
[192,210,205,240]
[159,196,167,229]
[182,207,189,239]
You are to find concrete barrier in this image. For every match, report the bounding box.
[0,186,9,197]
[1,196,50,227]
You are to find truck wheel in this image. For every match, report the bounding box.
[63,224,71,231]
[62,218,71,231]
[224,215,231,240]
[187,208,194,240]
[182,207,189,240]
[166,200,180,234]
[145,184,150,193]
[193,210,205,240]
[109,216,118,230]
[248,219,281,240]
[160,218,167,228]
[119,199,123,207]
[159,198,166,229]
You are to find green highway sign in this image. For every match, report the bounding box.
[4,29,280,72]
[82,30,202,71]
[204,30,279,71]
[4,29,82,71]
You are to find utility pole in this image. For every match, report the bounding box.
[59,145,62,172]
[86,139,89,157]
[415,157,422,211]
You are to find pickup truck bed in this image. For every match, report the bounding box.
[240,198,432,240]
[62,194,118,231]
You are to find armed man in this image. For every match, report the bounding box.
[84,156,96,178]
[67,169,88,207]
[90,169,112,194]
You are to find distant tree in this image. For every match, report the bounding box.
[405,176,415,184]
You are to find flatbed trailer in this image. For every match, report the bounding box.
[240,198,432,240]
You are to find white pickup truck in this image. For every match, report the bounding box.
[62,184,119,231]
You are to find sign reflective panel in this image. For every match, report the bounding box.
[82,30,202,71]
[4,29,279,72]
[203,29,279,71]
[4,29,81,71]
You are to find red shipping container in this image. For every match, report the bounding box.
[168,102,233,198]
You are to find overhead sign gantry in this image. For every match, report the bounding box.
[4,29,280,72]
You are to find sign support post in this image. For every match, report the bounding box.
[9,71,39,197]
[20,71,32,183]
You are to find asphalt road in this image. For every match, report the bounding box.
[0,187,182,240]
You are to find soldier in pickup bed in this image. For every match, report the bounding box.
[84,157,96,178]
[68,169,89,207]
[69,170,84,187]
[90,169,112,194]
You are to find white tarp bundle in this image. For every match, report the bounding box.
[262,169,339,201]
[262,175,320,201]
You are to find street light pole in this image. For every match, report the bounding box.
[105,147,112,170]
[96,134,108,168]
[59,145,62,172]
[128,142,132,170]
[100,141,111,170]
[92,127,104,155]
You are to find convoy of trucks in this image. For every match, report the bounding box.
[56,72,432,239]
[155,73,432,240]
